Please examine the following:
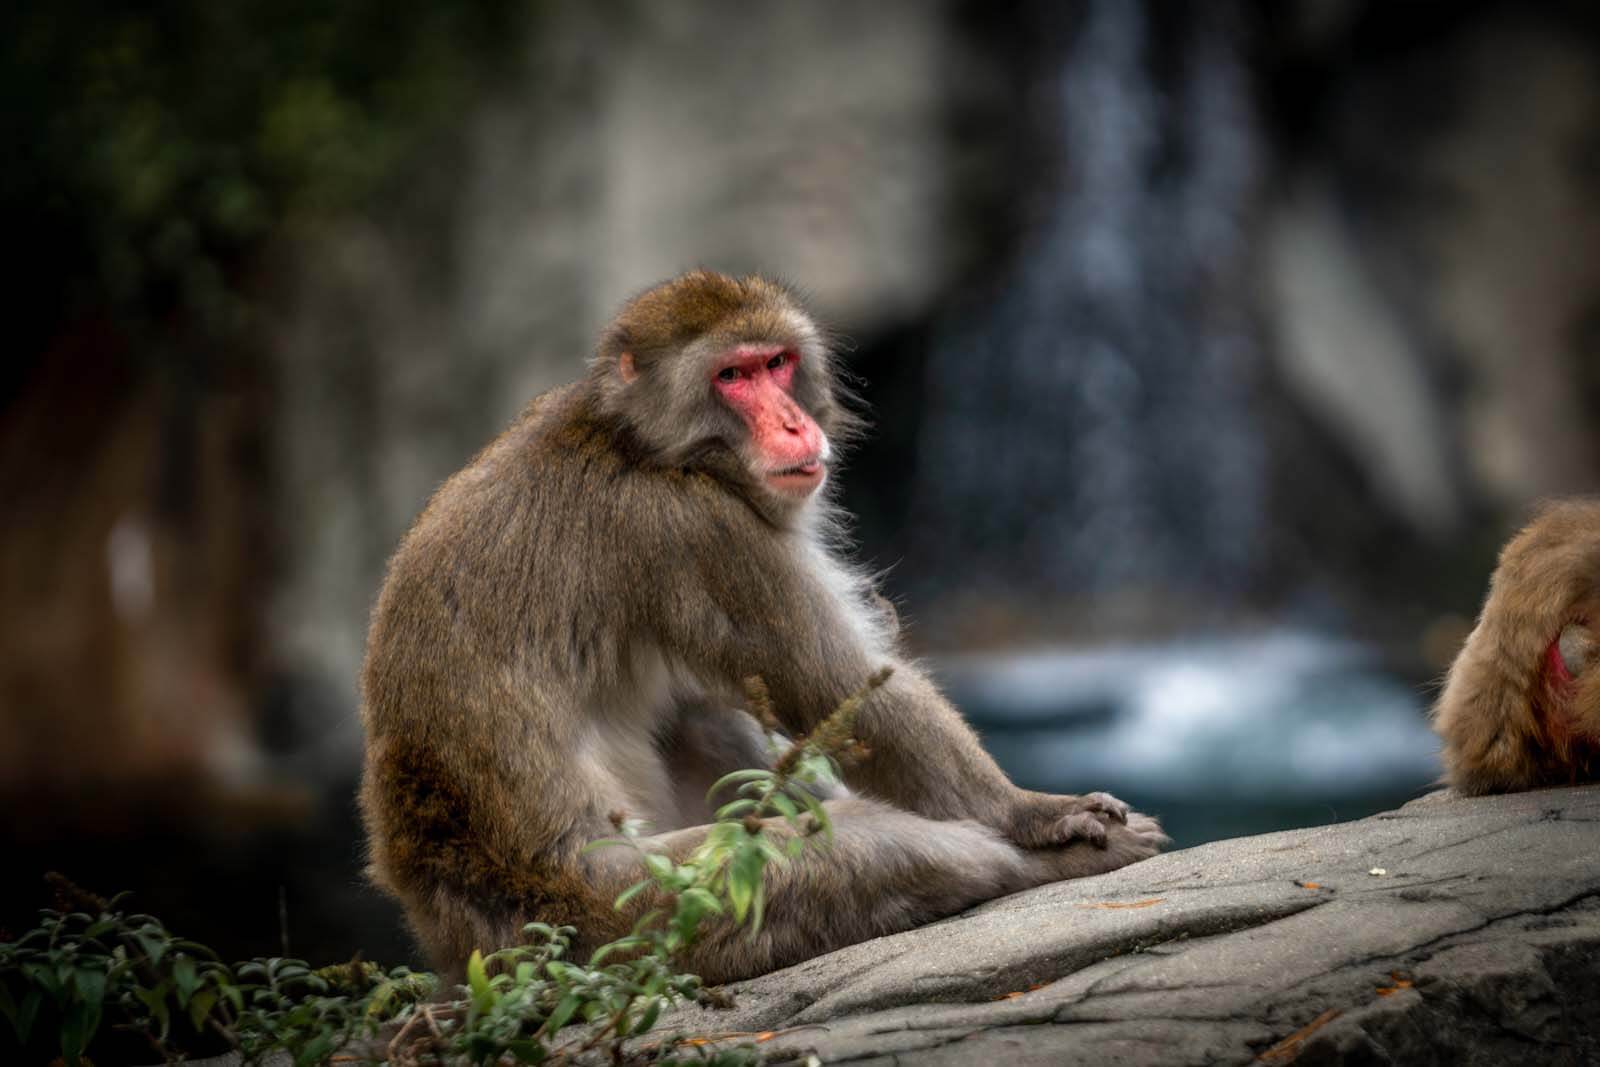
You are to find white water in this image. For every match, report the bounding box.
[935,630,1441,799]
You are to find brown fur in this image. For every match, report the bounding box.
[1432,498,1600,794]
[359,271,1167,985]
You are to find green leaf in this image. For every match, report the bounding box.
[16,989,41,1043]
[707,769,774,801]
[635,996,663,1035]
[187,987,218,1031]
[543,991,581,1034]
[172,956,199,1007]
[20,962,59,996]
[643,853,673,881]
[766,792,799,821]
[579,837,627,854]
[60,1000,88,1066]
[733,841,768,925]
[589,936,645,966]
[756,834,789,864]
[466,949,493,1014]
[714,799,758,820]
[133,931,168,966]
[294,1029,336,1067]
[507,1037,548,1063]
[72,966,108,1008]
[172,939,220,961]
[795,788,834,840]
[750,882,767,937]
[629,909,665,937]
[613,995,637,1037]
[726,874,751,923]
[681,887,723,915]
[220,982,244,1012]
[133,985,171,1037]
[72,967,107,1054]
[613,879,652,911]
[705,821,742,849]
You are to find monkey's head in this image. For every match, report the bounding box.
[1494,498,1600,759]
[593,271,860,512]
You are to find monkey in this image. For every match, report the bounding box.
[358,270,1168,985]
[1432,498,1600,794]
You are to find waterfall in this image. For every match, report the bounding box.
[908,1,1267,611]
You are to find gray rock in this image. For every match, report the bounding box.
[667,785,1600,1065]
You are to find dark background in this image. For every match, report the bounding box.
[5,0,1599,970]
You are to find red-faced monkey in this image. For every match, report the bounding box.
[1433,498,1600,794]
[359,271,1167,984]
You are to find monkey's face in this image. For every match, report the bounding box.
[710,344,830,500]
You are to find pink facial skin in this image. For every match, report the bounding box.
[712,345,826,497]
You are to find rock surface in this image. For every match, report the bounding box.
[674,784,1600,1065]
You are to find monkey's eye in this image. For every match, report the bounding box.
[766,353,787,371]
[717,367,739,383]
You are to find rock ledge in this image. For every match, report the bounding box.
[683,785,1600,1065]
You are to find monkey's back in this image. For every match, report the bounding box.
[356,382,660,955]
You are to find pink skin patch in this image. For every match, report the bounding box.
[1547,637,1574,687]
[712,345,825,496]
[1542,635,1579,747]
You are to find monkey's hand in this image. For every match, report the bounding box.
[1005,790,1138,849]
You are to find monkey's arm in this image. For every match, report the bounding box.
[642,486,1143,849]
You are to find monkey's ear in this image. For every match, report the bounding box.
[618,352,640,385]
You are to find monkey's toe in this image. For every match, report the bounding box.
[1124,812,1171,850]
[1054,811,1110,848]
[1075,791,1130,822]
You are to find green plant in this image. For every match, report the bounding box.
[0,887,238,1065]
[234,957,436,1066]
[0,667,888,1065]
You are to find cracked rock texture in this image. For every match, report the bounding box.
[675,785,1600,1065]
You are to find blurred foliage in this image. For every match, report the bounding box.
[2,0,533,375]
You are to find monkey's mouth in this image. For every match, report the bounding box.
[766,459,825,493]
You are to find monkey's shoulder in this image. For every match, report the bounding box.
[398,386,739,573]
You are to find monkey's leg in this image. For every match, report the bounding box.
[583,796,1165,985]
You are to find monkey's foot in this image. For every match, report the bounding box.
[1024,811,1169,882]
[1072,791,1130,823]
[1009,790,1134,849]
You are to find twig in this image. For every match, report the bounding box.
[386,1004,432,1064]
